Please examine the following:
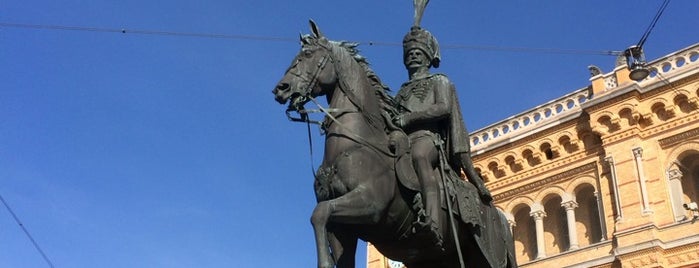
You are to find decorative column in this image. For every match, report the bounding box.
[604,156,623,221]
[530,210,547,259]
[594,192,608,241]
[632,147,652,214]
[667,167,686,221]
[508,219,516,234]
[561,201,579,250]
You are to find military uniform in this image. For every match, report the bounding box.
[394,27,492,238]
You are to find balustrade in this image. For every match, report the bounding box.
[471,88,590,151]
[470,43,699,153]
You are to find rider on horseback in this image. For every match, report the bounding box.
[392,25,493,241]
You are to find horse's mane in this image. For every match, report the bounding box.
[331,40,399,120]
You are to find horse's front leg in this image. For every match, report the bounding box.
[311,184,391,268]
[311,201,335,268]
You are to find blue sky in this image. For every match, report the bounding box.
[1,1,697,267]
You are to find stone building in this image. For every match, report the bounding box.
[368,43,699,268]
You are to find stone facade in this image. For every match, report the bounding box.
[368,43,699,268]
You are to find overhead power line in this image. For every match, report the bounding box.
[364,41,620,56]
[0,22,296,42]
[442,44,620,56]
[637,0,671,47]
[0,194,55,268]
[1,22,621,56]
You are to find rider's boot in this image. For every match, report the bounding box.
[422,188,443,248]
[461,154,493,203]
[473,177,493,203]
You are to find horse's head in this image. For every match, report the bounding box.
[273,20,338,111]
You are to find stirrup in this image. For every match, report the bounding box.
[412,218,444,248]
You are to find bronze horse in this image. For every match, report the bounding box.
[273,21,516,268]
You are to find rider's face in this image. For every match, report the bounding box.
[404,48,430,70]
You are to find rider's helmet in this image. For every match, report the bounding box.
[402,26,441,69]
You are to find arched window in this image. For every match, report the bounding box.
[668,151,699,221]
[512,204,537,263]
[542,195,568,254]
[574,185,603,247]
[679,154,699,211]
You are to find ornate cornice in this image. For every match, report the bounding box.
[659,125,699,148]
[489,148,592,190]
[472,119,581,160]
[494,162,597,201]
[599,127,642,145]
[640,112,699,139]
[615,236,699,268]
[585,90,642,115]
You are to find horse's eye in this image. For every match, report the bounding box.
[303,50,314,58]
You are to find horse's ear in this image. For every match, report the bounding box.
[309,19,323,38]
[299,32,308,45]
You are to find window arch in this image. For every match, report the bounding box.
[665,146,699,221]
[574,184,603,247]
[542,195,568,254]
[512,204,537,263]
[678,153,699,212]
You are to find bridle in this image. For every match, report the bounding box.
[285,40,360,129]
[284,40,395,159]
[285,47,331,116]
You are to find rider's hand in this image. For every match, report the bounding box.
[392,114,405,128]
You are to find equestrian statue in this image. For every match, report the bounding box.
[271,2,517,267]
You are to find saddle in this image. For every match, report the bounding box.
[388,130,482,229]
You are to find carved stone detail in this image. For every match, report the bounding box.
[604,75,618,89]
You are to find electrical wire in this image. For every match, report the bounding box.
[365,40,621,55]
[0,194,55,268]
[441,44,621,56]
[637,0,671,47]
[0,22,296,42]
[1,22,620,56]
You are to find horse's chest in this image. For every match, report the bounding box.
[315,144,380,201]
[314,149,358,201]
[314,164,341,201]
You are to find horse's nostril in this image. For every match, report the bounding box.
[276,83,290,92]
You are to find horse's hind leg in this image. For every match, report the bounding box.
[328,231,357,268]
